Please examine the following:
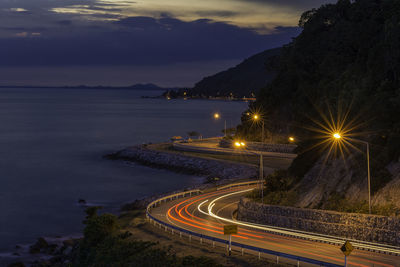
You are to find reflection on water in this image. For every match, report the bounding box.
[0,88,248,252]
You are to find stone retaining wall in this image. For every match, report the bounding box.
[237,198,400,246]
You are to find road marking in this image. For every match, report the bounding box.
[206,189,400,255]
[151,186,398,267]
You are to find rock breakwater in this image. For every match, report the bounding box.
[107,145,258,181]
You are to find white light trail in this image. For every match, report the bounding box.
[200,189,400,255]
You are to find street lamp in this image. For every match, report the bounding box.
[214,112,227,137]
[289,136,295,143]
[252,113,264,144]
[331,132,372,214]
[234,140,264,203]
[333,133,341,139]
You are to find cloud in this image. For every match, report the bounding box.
[0,16,300,67]
[0,0,321,86]
[0,0,335,38]
[194,10,240,18]
[242,0,334,9]
[8,8,29,12]
[14,32,28,37]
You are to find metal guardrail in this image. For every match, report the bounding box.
[146,213,342,267]
[146,185,343,267]
[217,180,262,191]
[147,189,201,211]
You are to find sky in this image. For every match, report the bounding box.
[0,0,334,87]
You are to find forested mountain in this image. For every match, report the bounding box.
[239,0,400,213]
[164,48,281,98]
[190,48,281,98]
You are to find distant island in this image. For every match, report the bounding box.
[0,83,182,91]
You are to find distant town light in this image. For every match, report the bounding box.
[289,137,295,142]
[214,113,220,119]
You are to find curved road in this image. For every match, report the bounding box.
[150,185,400,267]
[173,140,297,159]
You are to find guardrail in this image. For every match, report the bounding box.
[146,185,343,267]
[146,213,342,267]
[147,189,202,211]
[217,180,263,191]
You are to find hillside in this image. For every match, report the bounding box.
[163,48,281,99]
[190,48,280,98]
[238,0,400,214]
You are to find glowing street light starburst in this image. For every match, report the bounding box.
[301,98,372,167]
[333,133,341,139]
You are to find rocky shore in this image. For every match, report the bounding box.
[3,235,81,267]
[5,144,259,266]
[107,144,258,181]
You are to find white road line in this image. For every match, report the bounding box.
[203,189,400,255]
[215,202,238,224]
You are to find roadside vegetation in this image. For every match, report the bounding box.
[245,170,298,207]
[24,207,221,267]
[238,0,400,214]
[15,206,289,267]
[246,170,400,217]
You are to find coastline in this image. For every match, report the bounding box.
[4,143,258,266]
[106,144,258,181]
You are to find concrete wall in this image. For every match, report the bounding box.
[237,198,400,246]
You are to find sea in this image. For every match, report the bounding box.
[0,88,248,257]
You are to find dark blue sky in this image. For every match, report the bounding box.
[0,0,334,87]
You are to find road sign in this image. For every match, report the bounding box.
[224,225,238,235]
[340,241,354,256]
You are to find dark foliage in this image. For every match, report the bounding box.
[165,48,281,98]
[71,208,222,267]
[241,0,400,190]
[191,48,281,98]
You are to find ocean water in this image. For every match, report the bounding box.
[0,88,248,253]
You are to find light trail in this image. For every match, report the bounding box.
[167,187,252,239]
[155,186,399,267]
[168,188,352,266]
[205,189,400,262]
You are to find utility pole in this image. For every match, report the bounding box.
[260,153,264,203]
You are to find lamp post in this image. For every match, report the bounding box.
[252,114,264,144]
[234,141,264,203]
[214,113,227,137]
[333,133,372,214]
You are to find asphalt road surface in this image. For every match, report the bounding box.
[150,186,400,267]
